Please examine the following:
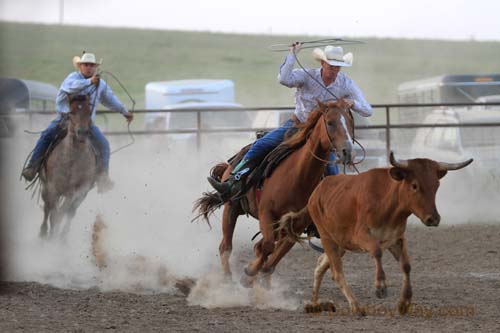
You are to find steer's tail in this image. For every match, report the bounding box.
[276,206,313,243]
[192,162,230,227]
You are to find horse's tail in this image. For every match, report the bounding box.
[276,206,312,244]
[192,162,230,227]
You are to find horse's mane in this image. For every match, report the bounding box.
[282,107,324,149]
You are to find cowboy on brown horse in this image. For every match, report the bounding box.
[208,43,372,201]
[195,43,373,285]
[22,52,134,193]
[38,94,99,237]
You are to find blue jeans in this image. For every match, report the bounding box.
[30,118,61,163]
[90,124,110,173]
[244,119,338,176]
[30,117,110,173]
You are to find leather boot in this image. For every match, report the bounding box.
[207,158,254,201]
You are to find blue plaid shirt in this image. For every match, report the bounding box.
[55,71,129,122]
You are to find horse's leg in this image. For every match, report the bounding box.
[219,202,242,280]
[243,212,275,278]
[239,239,263,288]
[260,208,313,278]
[39,187,51,238]
[258,238,293,289]
[48,197,65,239]
[61,191,88,238]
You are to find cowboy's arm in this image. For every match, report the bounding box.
[98,81,129,115]
[60,73,93,94]
[278,54,307,88]
[345,79,372,117]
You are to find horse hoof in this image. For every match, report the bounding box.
[376,287,387,299]
[319,301,336,312]
[222,273,233,284]
[244,266,258,277]
[239,273,255,288]
[398,300,411,315]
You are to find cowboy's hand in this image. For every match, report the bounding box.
[91,74,100,85]
[124,112,134,123]
[290,41,302,54]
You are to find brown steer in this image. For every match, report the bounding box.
[279,152,472,316]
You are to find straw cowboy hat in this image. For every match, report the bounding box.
[312,45,353,67]
[72,52,103,70]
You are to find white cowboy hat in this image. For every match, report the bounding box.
[72,52,103,70]
[312,45,353,67]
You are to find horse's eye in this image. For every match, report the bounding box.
[327,121,335,127]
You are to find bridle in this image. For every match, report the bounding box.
[305,105,360,174]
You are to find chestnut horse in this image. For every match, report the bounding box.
[39,94,98,238]
[194,100,356,286]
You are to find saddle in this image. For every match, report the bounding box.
[226,126,322,238]
[224,126,304,209]
[26,116,100,184]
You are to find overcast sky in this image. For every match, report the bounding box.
[1,0,499,40]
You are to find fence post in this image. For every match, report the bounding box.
[385,106,391,163]
[196,110,201,150]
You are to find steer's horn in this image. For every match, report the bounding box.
[389,151,409,168]
[437,158,474,171]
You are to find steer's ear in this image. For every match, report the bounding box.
[437,169,447,179]
[389,167,407,181]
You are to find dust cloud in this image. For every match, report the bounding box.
[1,126,297,309]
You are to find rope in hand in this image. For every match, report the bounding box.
[98,70,136,155]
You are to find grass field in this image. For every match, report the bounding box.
[1,22,500,109]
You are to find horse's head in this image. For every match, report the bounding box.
[317,100,355,165]
[68,94,92,142]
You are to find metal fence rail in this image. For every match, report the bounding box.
[4,102,500,160]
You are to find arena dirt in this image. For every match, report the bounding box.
[1,126,499,332]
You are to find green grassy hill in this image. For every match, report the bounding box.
[1,22,499,109]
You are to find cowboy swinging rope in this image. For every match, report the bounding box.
[23,66,137,154]
[269,38,368,173]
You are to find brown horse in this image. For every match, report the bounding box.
[39,94,98,238]
[194,100,356,286]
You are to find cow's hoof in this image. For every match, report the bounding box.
[398,300,411,315]
[319,301,336,312]
[352,305,366,317]
[304,302,322,313]
[376,287,387,298]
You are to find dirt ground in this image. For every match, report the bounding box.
[1,224,500,332]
